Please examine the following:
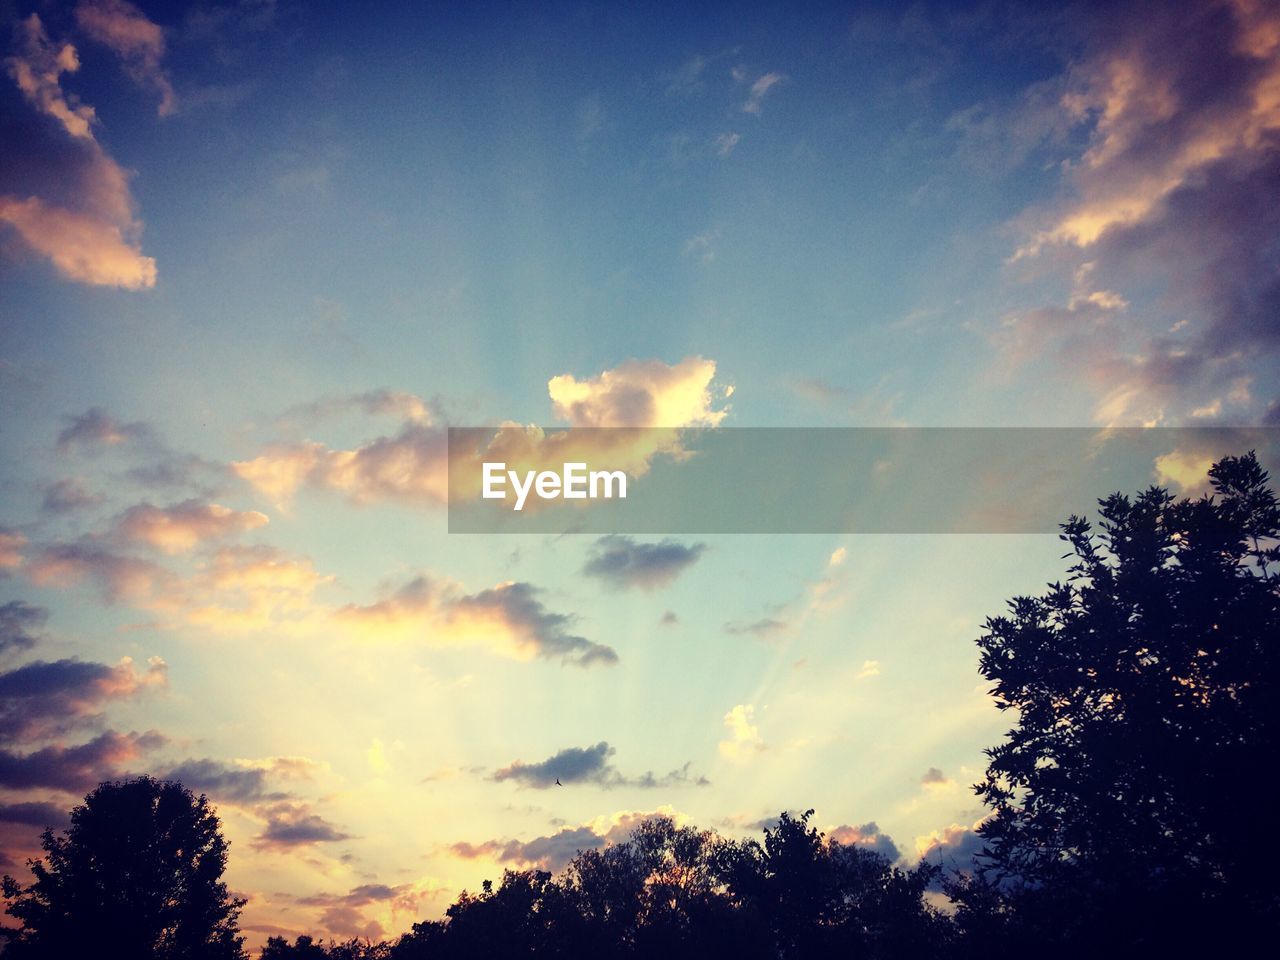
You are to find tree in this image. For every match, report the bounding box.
[968,451,1280,951]
[2,776,247,959]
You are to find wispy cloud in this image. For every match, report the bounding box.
[74,0,177,116]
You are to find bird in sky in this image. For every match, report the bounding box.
[555,778,562,786]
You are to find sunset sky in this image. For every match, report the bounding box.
[3,0,1279,947]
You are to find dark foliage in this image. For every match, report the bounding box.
[2,775,246,959]
[955,451,1280,955]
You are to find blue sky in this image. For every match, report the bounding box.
[3,0,1279,945]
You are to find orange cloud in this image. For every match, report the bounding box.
[235,358,732,508]
[1,14,156,289]
[0,196,156,289]
[336,576,616,667]
[116,499,269,553]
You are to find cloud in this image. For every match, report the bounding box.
[0,15,156,288]
[254,803,351,850]
[1005,0,1280,423]
[742,71,785,114]
[0,655,167,739]
[1153,448,1216,494]
[0,195,157,289]
[581,535,706,591]
[41,478,103,514]
[161,758,286,804]
[74,0,177,116]
[0,729,165,791]
[0,601,46,654]
[115,499,269,553]
[452,826,603,874]
[452,807,688,873]
[27,541,173,604]
[233,422,450,507]
[276,389,436,428]
[0,530,26,572]
[718,704,765,760]
[56,408,152,451]
[714,132,741,156]
[492,742,706,790]
[0,800,70,829]
[236,359,731,509]
[183,545,330,633]
[920,767,954,790]
[856,659,881,679]
[295,881,440,942]
[491,742,612,789]
[828,821,902,862]
[916,820,988,878]
[5,14,95,139]
[548,356,729,428]
[337,576,616,668]
[724,617,789,642]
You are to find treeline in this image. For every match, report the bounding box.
[262,810,944,959]
[4,452,1280,958]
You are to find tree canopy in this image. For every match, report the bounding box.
[2,776,246,960]
[959,451,1280,953]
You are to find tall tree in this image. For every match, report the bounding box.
[969,451,1280,949]
[3,776,247,959]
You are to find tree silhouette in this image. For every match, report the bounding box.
[963,451,1280,953]
[2,776,247,960]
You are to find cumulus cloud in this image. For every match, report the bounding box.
[1,15,157,288]
[718,704,765,760]
[548,356,728,428]
[337,576,616,668]
[233,422,450,508]
[1005,0,1280,423]
[0,729,165,791]
[254,802,351,850]
[1153,448,1217,494]
[74,0,177,116]
[581,535,706,591]
[0,655,167,739]
[916,819,989,878]
[115,499,269,553]
[828,821,902,862]
[0,601,46,654]
[235,358,731,510]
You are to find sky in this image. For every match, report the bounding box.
[2,0,1279,947]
